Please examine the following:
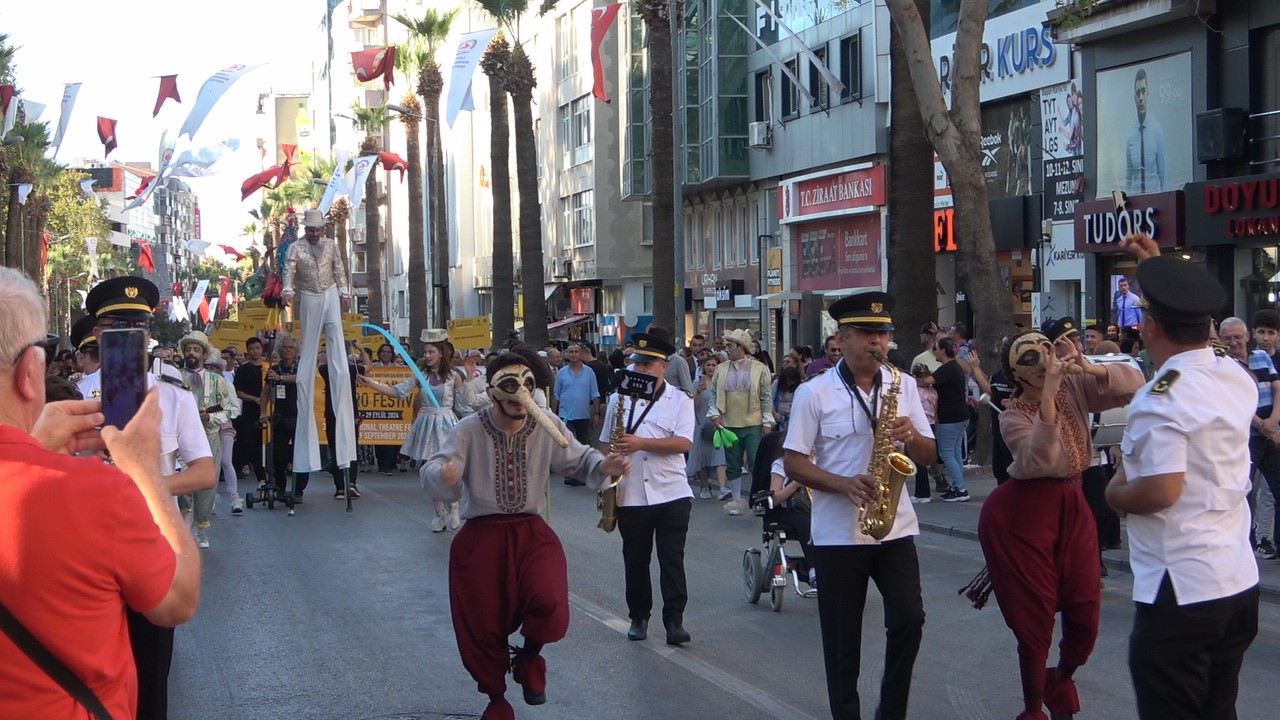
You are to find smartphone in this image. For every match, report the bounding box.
[99,328,148,429]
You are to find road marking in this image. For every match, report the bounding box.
[569,593,819,720]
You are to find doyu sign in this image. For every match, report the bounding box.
[1185,172,1280,245]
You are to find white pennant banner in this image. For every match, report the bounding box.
[52,83,81,157]
[179,64,260,139]
[188,279,210,316]
[318,150,350,214]
[346,155,378,212]
[446,29,498,128]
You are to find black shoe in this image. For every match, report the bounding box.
[563,478,586,487]
[348,485,361,499]
[940,488,970,503]
[665,624,691,646]
[333,488,346,499]
[627,619,648,641]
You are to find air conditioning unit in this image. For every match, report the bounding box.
[747,121,772,149]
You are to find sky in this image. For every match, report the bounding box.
[1,0,331,258]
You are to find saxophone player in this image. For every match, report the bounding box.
[784,292,937,720]
[600,333,697,645]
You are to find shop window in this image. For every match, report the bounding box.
[840,34,861,101]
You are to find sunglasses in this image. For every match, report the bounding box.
[98,318,151,330]
[12,333,59,367]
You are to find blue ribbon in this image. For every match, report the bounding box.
[358,323,441,409]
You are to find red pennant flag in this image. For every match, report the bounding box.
[378,152,408,181]
[218,244,245,261]
[219,277,234,313]
[97,116,118,157]
[590,4,624,103]
[351,46,396,90]
[137,240,156,274]
[240,166,280,200]
[198,294,211,324]
[41,232,51,270]
[0,85,13,120]
[153,75,181,117]
[127,175,155,201]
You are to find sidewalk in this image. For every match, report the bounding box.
[913,467,1280,604]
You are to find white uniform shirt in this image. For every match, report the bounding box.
[599,385,696,507]
[784,363,934,546]
[1121,347,1259,605]
[77,369,100,399]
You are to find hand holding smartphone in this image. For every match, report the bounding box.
[99,328,148,430]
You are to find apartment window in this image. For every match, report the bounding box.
[781,59,799,118]
[694,213,705,269]
[557,15,572,80]
[724,205,736,267]
[397,290,406,318]
[753,70,773,124]
[738,205,750,266]
[840,34,862,101]
[711,206,722,268]
[572,190,594,247]
[643,284,654,314]
[559,95,592,166]
[684,215,694,270]
[352,251,367,274]
[809,46,829,110]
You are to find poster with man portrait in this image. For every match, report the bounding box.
[1095,53,1194,198]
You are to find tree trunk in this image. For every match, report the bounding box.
[887,0,935,360]
[508,46,548,349]
[403,100,428,356]
[885,0,1011,373]
[361,137,386,328]
[4,188,20,271]
[424,66,451,327]
[644,3,677,331]
[483,37,516,348]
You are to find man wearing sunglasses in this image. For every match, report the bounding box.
[84,276,214,720]
[424,352,631,720]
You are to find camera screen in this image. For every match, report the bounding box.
[100,328,148,429]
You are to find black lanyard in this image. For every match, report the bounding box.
[836,359,880,431]
[625,383,665,434]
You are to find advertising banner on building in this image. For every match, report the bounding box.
[1095,52,1194,198]
[355,366,416,446]
[1184,172,1280,245]
[780,164,886,223]
[932,0,1069,103]
[1073,191,1185,252]
[1041,81,1085,220]
[980,98,1035,201]
[795,214,882,291]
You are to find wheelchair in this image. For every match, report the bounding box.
[742,490,817,612]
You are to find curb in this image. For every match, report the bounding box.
[918,521,1280,605]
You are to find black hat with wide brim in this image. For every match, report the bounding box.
[828,291,895,331]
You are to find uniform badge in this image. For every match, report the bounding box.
[871,302,883,313]
[1150,369,1180,395]
[125,286,139,298]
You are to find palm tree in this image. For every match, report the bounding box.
[505,41,549,348]
[3,121,59,281]
[886,0,935,358]
[393,40,429,355]
[327,196,353,290]
[394,9,458,331]
[637,0,677,330]
[479,33,516,346]
[350,104,390,328]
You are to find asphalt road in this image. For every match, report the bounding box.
[171,474,1280,720]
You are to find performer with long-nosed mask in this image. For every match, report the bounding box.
[423,353,630,720]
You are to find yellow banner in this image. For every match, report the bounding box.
[447,315,492,350]
[314,365,417,446]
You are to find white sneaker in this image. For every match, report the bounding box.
[195,527,210,549]
[699,488,712,500]
[230,495,244,514]
[431,514,446,533]
[447,506,462,531]
[911,496,931,504]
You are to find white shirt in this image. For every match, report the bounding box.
[784,363,934,546]
[1121,347,1259,605]
[599,384,695,507]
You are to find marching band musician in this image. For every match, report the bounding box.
[784,291,936,720]
[68,314,99,391]
[1107,235,1260,720]
[85,276,214,720]
[422,353,630,720]
[599,333,697,646]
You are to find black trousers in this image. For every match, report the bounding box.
[813,538,925,720]
[127,608,174,720]
[231,412,266,484]
[325,411,358,490]
[564,418,593,447]
[616,498,691,627]
[1130,575,1258,720]
[271,415,309,494]
[374,444,398,472]
[1082,463,1121,548]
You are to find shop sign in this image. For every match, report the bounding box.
[700,272,717,298]
[795,214,882,292]
[765,248,783,293]
[1041,82,1085,220]
[1185,173,1280,245]
[933,0,1069,103]
[1072,192,1184,253]
[781,164,886,222]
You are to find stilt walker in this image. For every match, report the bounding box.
[283,208,358,509]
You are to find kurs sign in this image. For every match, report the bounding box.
[932,0,1069,103]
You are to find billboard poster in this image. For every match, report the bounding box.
[1041,81,1085,220]
[980,97,1035,201]
[795,214,882,292]
[1094,52,1194,198]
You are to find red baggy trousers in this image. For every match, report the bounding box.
[978,476,1100,715]
[449,513,571,696]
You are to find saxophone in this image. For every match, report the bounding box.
[858,353,919,541]
[597,389,627,532]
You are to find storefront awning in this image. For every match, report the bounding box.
[756,292,803,301]
[547,314,592,330]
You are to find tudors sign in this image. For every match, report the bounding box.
[780,164,886,223]
[1073,191,1184,253]
[1185,172,1280,245]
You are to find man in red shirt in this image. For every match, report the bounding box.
[0,267,202,719]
